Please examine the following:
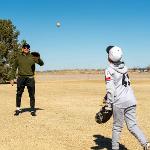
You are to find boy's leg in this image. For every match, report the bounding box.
[144,142,150,150]
[112,105,124,150]
[125,105,148,147]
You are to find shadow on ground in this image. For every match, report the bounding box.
[91,135,128,150]
[19,107,44,113]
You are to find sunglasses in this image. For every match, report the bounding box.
[23,47,30,50]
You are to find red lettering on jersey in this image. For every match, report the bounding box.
[105,76,111,81]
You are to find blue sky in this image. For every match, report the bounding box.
[0,0,150,70]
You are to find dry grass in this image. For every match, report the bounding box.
[0,72,150,150]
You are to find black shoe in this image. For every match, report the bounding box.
[31,111,36,116]
[14,110,21,116]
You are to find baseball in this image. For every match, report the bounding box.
[56,21,61,27]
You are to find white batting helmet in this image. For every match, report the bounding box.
[106,46,123,62]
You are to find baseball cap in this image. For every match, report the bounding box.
[22,43,30,49]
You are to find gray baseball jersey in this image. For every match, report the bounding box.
[105,62,136,108]
[105,62,148,149]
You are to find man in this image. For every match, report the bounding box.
[104,46,150,150]
[10,43,44,116]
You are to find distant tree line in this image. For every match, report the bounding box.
[0,19,27,83]
[131,66,150,72]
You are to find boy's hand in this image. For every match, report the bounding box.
[105,103,112,111]
[103,94,107,104]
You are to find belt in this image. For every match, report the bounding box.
[18,75,34,78]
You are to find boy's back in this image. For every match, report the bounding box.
[105,62,136,108]
[104,45,149,150]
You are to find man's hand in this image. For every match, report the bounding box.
[31,52,40,57]
[32,56,40,62]
[10,80,14,86]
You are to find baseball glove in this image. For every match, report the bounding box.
[95,104,113,124]
[31,52,40,57]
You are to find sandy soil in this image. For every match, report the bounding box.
[0,72,150,150]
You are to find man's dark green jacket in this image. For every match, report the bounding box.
[10,52,44,80]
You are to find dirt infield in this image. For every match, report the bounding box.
[0,72,150,150]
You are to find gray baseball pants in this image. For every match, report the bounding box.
[112,105,147,150]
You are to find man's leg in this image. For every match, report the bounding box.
[15,77,25,115]
[27,77,36,116]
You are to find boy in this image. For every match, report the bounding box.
[104,46,150,150]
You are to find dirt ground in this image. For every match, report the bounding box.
[0,72,150,150]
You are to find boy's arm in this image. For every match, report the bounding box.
[105,69,115,105]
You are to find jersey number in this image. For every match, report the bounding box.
[122,74,130,87]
